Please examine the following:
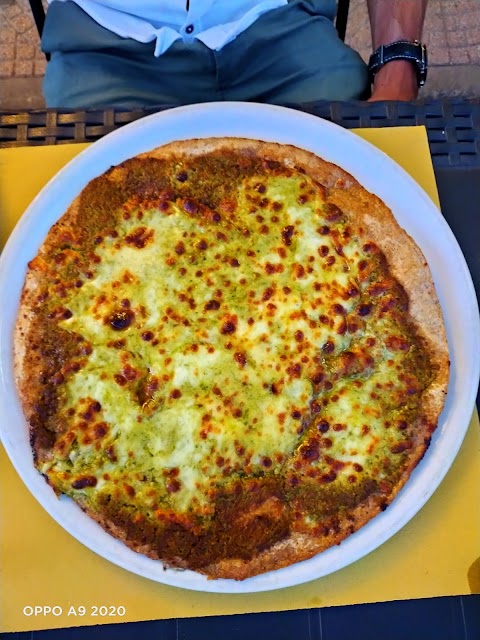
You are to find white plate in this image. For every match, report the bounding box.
[0,103,479,593]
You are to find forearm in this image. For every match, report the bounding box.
[366,0,428,100]
[367,0,428,49]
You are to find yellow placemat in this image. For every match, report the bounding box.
[1,127,479,633]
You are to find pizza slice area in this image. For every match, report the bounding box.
[18,142,443,577]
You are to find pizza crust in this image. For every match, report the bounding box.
[14,137,449,580]
[14,196,85,462]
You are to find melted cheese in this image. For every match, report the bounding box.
[42,169,417,517]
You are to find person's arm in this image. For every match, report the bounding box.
[367,0,428,101]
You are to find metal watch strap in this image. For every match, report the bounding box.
[368,40,428,87]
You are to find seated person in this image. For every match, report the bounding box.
[41,0,427,108]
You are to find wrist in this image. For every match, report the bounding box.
[369,60,419,102]
[373,59,418,95]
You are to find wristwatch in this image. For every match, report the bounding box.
[368,40,428,87]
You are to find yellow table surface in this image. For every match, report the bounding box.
[1,127,479,633]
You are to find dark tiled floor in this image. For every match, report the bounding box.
[33,619,178,639]
[463,595,480,640]
[178,609,318,640]
[321,597,469,640]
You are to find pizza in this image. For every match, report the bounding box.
[14,138,449,580]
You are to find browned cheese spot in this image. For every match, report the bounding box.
[125,227,154,249]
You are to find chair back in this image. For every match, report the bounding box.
[336,0,351,41]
